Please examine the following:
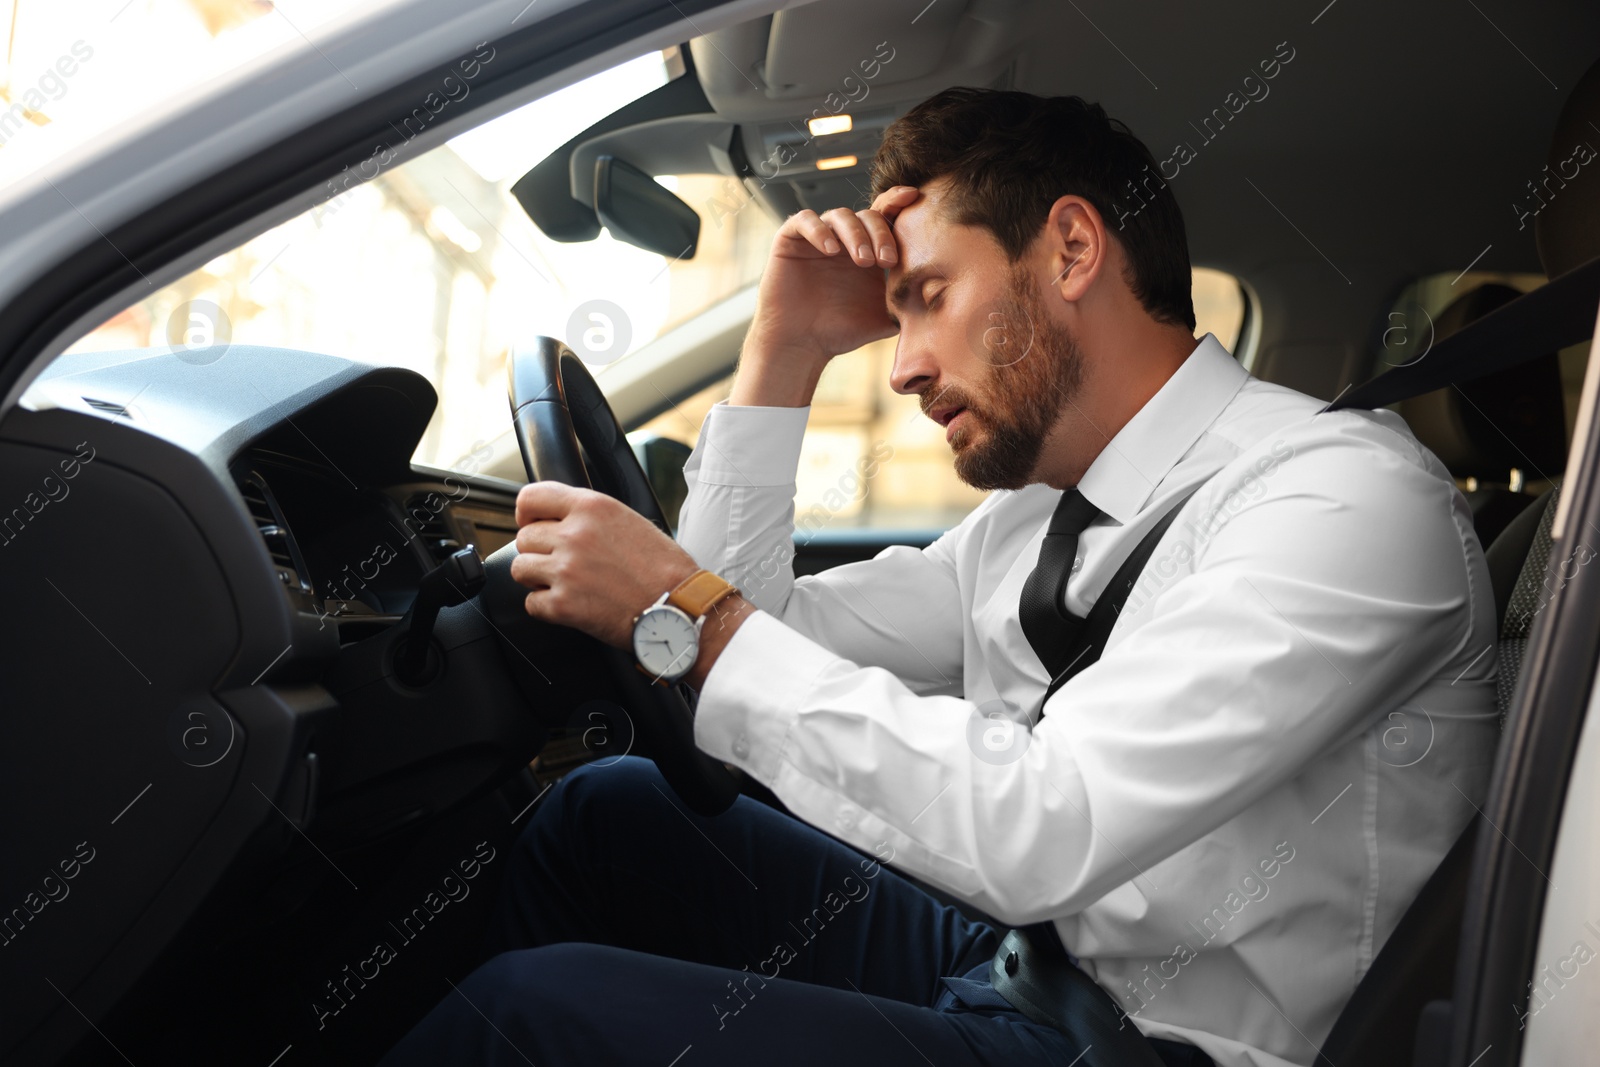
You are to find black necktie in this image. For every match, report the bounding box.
[1019,489,1101,678]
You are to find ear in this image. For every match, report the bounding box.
[1042,195,1107,304]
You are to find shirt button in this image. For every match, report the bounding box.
[836,806,858,830]
[1071,555,1083,574]
[732,735,750,759]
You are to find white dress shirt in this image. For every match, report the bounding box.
[676,334,1500,1067]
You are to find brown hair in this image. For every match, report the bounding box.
[871,87,1196,330]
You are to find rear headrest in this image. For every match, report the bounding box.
[1400,284,1567,481]
[1535,55,1600,279]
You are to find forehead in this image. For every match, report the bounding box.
[890,181,954,269]
[888,180,1002,281]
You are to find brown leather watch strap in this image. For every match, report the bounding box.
[665,569,738,619]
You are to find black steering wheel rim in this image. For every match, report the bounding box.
[508,336,667,524]
[508,336,741,817]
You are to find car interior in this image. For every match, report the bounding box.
[1,1,1599,1065]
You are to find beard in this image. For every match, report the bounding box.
[924,264,1084,491]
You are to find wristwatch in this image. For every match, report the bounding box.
[631,569,740,685]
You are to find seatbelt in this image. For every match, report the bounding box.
[991,926,1168,1065]
[1032,484,1202,719]
[1325,252,1600,413]
[992,486,1209,1067]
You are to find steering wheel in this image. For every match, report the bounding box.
[507,336,742,817]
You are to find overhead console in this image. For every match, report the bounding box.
[689,0,1033,212]
[511,0,1036,247]
[692,0,1028,119]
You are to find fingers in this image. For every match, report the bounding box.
[856,210,897,265]
[822,207,896,267]
[821,207,872,265]
[513,485,612,575]
[786,206,900,266]
[520,586,591,636]
[514,519,558,555]
[869,184,920,219]
[523,588,553,622]
[522,587,570,629]
[515,480,584,525]
[789,208,843,255]
[508,547,554,591]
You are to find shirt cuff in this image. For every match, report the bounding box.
[690,400,810,486]
[692,608,840,783]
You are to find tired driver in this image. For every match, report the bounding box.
[382,87,1498,1067]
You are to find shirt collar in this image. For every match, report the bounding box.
[1075,333,1249,525]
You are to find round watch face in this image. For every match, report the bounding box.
[633,605,699,681]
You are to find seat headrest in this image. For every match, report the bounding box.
[1535,55,1600,279]
[1403,57,1597,481]
[1400,284,1568,481]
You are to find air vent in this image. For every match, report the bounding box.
[404,494,462,564]
[238,473,310,593]
[83,396,131,418]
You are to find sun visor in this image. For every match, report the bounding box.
[763,2,966,89]
[690,0,1032,124]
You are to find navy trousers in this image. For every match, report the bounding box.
[378,755,1174,1066]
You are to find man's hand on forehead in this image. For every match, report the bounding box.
[732,185,924,405]
[789,186,918,271]
[870,185,922,244]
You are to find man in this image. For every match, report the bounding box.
[384,88,1498,1067]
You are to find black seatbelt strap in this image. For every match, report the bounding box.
[1032,484,1202,719]
[1326,252,1600,413]
[992,484,1212,1067]
[990,926,1169,1066]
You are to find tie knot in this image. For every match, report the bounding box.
[1047,488,1100,537]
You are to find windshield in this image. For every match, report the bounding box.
[63,45,782,473]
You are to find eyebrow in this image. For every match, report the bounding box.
[886,264,940,313]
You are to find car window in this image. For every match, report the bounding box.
[636,269,1249,531]
[54,27,1242,526]
[61,44,783,474]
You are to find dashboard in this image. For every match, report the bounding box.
[22,343,526,638]
[234,450,519,629]
[1,345,558,1064]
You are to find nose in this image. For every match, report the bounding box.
[889,326,938,396]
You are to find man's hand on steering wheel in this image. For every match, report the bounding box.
[504,339,747,814]
[510,481,704,649]
[505,189,920,703]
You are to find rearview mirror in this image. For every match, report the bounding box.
[593,155,700,261]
